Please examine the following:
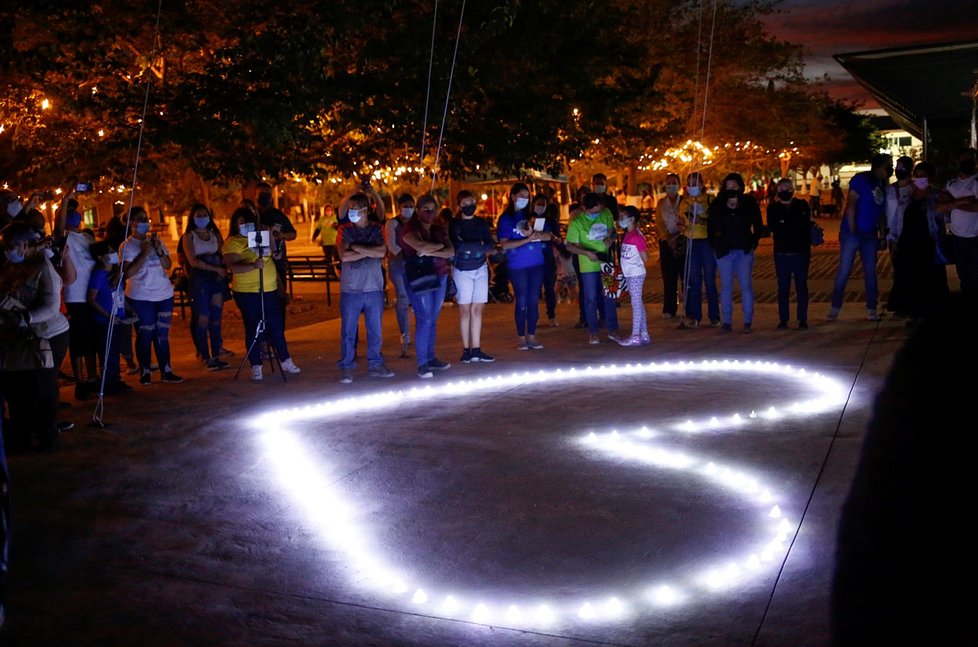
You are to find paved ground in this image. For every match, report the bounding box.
[0,219,943,646]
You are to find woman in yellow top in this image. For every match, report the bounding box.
[221,207,300,381]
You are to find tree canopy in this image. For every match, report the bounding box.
[0,0,881,196]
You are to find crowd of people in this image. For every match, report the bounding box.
[0,151,975,450]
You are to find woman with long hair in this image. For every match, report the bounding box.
[400,194,454,378]
[496,182,551,350]
[221,207,301,381]
[181,204,228,370]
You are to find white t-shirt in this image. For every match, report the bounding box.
[884,183,912,242]
[945,174,978,238]
[63,230,96,303]
[121,236,175,301]
[620,230,648,278]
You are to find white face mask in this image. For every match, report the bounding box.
[593,184,607,194]
[6,200,22,217]
[347,209,362,223]
[618,217,634,229]
[43,247,56,259]
[912,177,930,190]
[401,207,414,219]
[238,222,255,236]
[514,197,529,210]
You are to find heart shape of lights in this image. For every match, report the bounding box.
[252,359,846,628]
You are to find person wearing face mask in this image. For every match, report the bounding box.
[222,207,301,381]
[884,156,916,316]
[255,182,298,322]
[565,192,620,344]
[54,192,99,399]
[828,153,892,322]
[767,178,813,330]
[86,240,132,394]
[0,221,70,453]
[591,173,620,218]
[654,173,688,320]
[616,206,650,346]
[678,171,720,329]
[936,147,978,295]
[888,162,950,328]
[449,190,497,364]
[181,204,228,371]
[385,193,415,357]
[402,194,455,378]
[707,172,764,333]
[335,192,393,383]
[532,194,562,327]
[120,207,184,385]
[311,204,340,278]
[496,182,551,350]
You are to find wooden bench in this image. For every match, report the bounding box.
[285,254,340,305]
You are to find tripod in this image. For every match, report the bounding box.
[234,221,286,382]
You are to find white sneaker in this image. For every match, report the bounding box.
[251,365,263,381]
[280,358,301,374]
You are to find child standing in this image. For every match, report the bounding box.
[617,206,650,346]
[87,240,133,394]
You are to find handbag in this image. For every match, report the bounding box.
[405,255,440,293]
[809,221,825,247]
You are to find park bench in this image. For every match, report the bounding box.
[286,254,340,305]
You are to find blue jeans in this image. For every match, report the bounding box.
[542,258,557,320]
[190,271,225,361]
[406,274,447,367]
[338,290,385,370]
[581,271,619,335]
[831,230,878,310]
[684,238,719,322]
[716,250,755,326]
[774,252,810,323]
[509,265,544,336]
[94,321,123,383]
[129,297,174,372]
[388,259,410,338]
[233,291,291,367]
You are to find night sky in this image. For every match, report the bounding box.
[761,0,978,107]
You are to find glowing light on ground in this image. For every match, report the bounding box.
[253,359,846,628]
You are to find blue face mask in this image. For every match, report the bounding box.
[586,211,600,219]
[66,211,83,228]
[238,222,255,236]
[135,222,151,235]
[4,248,25,264]
[194,216,210,230]
[687,186,701,197]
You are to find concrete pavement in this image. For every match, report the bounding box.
[1,221,923,646]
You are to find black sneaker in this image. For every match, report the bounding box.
[798,320,809,330]
[428,358,451,371]
[140,371,152,386]
[460,349,472,364]
[161,371,184,384]
[721,323,733,333]
[206,357,230,371]
[777,321,788,330]
[418,365,434,379]
[471,349,495,363]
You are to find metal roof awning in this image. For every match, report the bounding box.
[834,40,978,141]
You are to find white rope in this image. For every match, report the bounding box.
[429,0,466,192]
[699,0,719,141]
[93,0,164,427]
[419,0,440,167]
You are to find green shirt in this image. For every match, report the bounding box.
[566,209,616,273]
